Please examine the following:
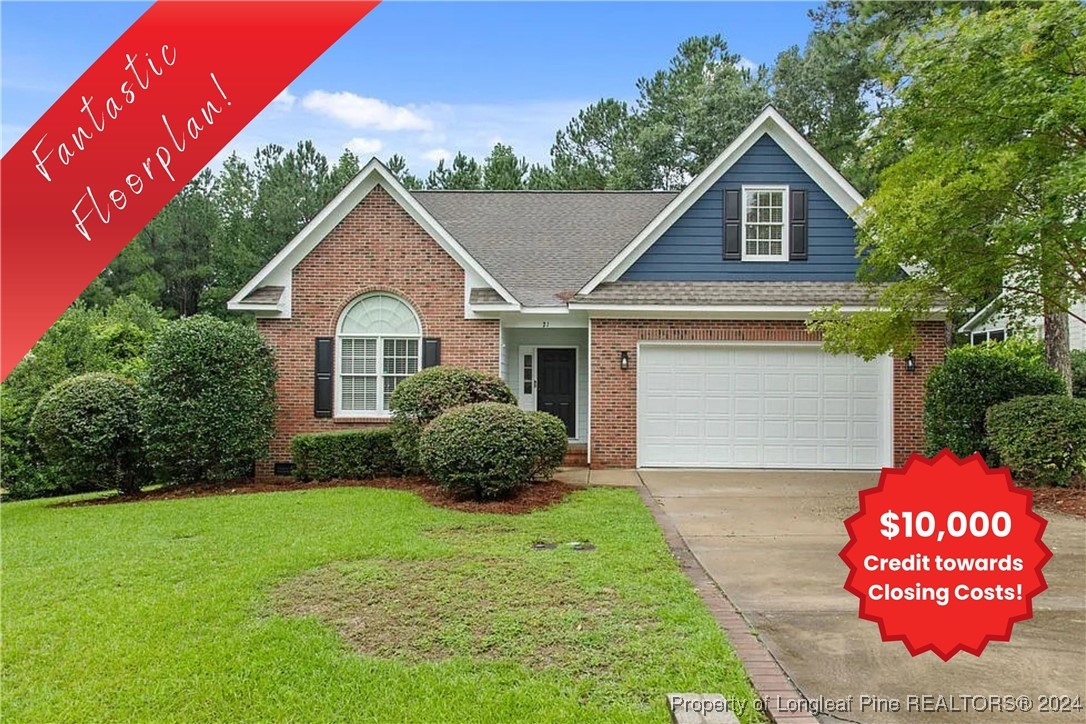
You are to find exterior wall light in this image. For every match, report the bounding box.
[620,351,629,370]
[905,353,916,373]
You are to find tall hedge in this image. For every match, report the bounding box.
[1072,349,1086,398]
[923,345,1066,460]
[140,316,276,484]
[986,395,1086,486]
[389,366,515,472]
[30,372,145,495]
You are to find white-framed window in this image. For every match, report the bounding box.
[741,185,789,261]
[336,293,421,416]
[970,329,1007,345]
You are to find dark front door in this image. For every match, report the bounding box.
[536,348,576,438]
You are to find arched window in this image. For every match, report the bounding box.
[337,293,422,415]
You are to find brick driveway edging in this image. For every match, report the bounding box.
[635,481,819,724]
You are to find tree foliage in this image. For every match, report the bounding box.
[810,1,1086,384]
[84,143,362,320]
[1,296,162,498]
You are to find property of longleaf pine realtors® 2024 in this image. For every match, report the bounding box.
[28,44,233,241]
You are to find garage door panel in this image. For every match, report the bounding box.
[766,397,794,415]
[734,397,762,415]
[638,345,889,469]
[823,398,849,417]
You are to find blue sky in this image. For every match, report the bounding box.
[1,1,818,172]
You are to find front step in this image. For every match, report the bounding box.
[563,443,588,468]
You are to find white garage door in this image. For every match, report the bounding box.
[637,344,891,469]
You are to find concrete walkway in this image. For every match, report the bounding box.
[633,470,1086,724]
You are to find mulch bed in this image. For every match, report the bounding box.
[53,476,582,514]
[1029,483,1086,519]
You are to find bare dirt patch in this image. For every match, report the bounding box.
[54,476,581,514]
[1030,483,1086,519]
[271,557,632,674]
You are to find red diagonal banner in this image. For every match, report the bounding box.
[1,1,378,379]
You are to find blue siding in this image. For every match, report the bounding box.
[621,135,860,281]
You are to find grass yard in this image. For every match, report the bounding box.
[2,485,761,723]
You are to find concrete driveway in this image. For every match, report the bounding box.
[637,470,1086,724]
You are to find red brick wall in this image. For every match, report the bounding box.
[894,321,945,465]
[589,319,946,469]
[255,185,499,479]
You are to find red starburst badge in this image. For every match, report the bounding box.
[840,450,1052,660]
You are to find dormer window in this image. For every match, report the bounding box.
[742,186,789,261]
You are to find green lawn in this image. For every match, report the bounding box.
[2,485,761,723]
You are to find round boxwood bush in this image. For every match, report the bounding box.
[527,410,568,481]
[30,372,144,495]
[389,366,515,472]
[923,345,1066,460]
[140,315,276,484]
[986,395,1086,486]
[419,402,540,500]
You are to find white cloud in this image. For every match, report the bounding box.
[302,90,433,131]
[422,147,452,164]
[735,56,759,75]
[271,87,297,111]
[345,137,383,156]
[203,97,588,177]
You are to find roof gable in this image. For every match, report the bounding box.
[620,135,862,282]
[227,159,519,315]
[578,105,866,296]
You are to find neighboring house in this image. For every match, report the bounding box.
[958,295,1086,349]
[229,106,945,477]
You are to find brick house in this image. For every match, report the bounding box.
[229,107,945,478]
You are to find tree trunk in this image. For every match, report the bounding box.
[1043,299,1072,394]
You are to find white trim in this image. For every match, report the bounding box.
[740,184,790,262]
[578,106,866,295]
[227,158,520,314]
[958,296,1001,333]
[470,302,521,313]
[634,340,893,470]
[586,321,592,466]
[517,345,537,411]
[568,303,946,321]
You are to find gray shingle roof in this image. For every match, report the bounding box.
[413,191,677,307]
[572,281,885,307]
[239,286,285,305]
[469,288,507,305]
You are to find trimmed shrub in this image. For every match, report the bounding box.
[140,316,276,485]
[923,345,1066,460]
[291,429,400,482]
[29,373,145,495]
[1072,349,1086,398]
[527,411,568,481]
[986,395,1086,486]
[419,402,539,500]
[389,366,516,472]
[1,296,163,499]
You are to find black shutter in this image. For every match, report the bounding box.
[723,188,741,260]
[790,189,808,261]
[314,337,333,418]
[422,338,441,368]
